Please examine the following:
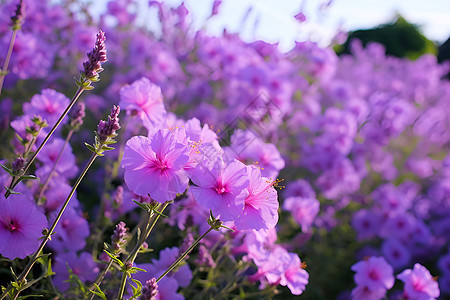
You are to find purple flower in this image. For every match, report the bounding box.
[135,247,192,291]
[397,263,440,300]
[23,89,70,128]
[381,239,411,270]
[351,257,394,293]
[351,285,387,300]
[190,159,249,222]
[122,129,189,202]
[283,196,319,232]
[0,194,47,259]
[53,251,99,292]
[41,178,80,214]
[36,137,78,179]
[49,207,89,252]
[234,166,279,231]
[351,209,382,241]
[119,77,167,132]
[195,244,216,268]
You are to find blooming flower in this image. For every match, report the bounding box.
[190,159,249,222]
[119,77,167,132]
[234,166,279,231]
[122,129,189,202]
[397,263,440,300]
[23,89,70,128]
[49,207,90,252]
[283,196,319,232]
[0,194,47,259]
[351,257,394,294]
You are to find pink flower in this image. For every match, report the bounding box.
[351,257,394,295]
[235,166,279,231]
[190,160,249,222]
[249,245,309,295]
[23,89,70,128]
[0,194,48,259]
[283,196,319,232]
[397,263,440,300]
[122,129,189,203]
[119,77,167,132]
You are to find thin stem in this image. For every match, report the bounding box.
[88,259,114,300]
[116,202,170,300]
[156,226,215,284]
[37,129,74,204]
[5,87,85,198]
[0,29,18,97]
[0,152,98,300]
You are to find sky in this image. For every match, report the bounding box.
[91,0,450,51]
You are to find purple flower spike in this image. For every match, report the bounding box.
[82,30,107,82]
[11,156,25,175]
[68,102,86,130]
[11,0,25,29]
[140,278,158,300]
[111,221,128,252]
[97,105,120,142]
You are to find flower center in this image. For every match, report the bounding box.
[215,183,227,194]
[8,219,19,232]
[368,269,379,280]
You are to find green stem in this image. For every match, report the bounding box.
[0,152,98,300]
[156,226,215,284]
[37,129,74,204]
[5,86,85,198]
[116,202,169,300]
[0,29,18,97]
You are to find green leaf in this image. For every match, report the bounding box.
[16,174,38,184]
[129,278,142,299]
[85,142,96,154]
[17,295,43,299]
[128,267,146,274]
[132,200,151,211]
[0,164,14,176]
[103,250,124,267]
[4,186,21,195]
[101,145,115,151]
[89,283,107,300]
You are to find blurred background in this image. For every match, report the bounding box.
[86,0,450,56]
